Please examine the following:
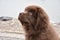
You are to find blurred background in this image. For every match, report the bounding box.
[0,0,60,23]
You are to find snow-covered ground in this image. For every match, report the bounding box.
[0,32,25,40]
[0,18,24,40]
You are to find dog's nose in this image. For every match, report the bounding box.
[20,13,23,15]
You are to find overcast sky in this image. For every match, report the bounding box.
[0,0,60,22]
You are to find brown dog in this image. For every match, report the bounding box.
[18,5,59,40]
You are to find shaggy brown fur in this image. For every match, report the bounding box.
[18,5,59,40]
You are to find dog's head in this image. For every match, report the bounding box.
[18,5,49,31]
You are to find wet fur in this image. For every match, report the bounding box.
[18,5,59,40]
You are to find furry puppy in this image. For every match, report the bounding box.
[18,5,59,40]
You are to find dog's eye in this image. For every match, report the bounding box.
[24,21,29,24]
[29,12,32,16]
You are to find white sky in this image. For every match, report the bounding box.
[0,0,60,22]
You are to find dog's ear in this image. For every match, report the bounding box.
[38,8,49,23]
[35,7,49,29]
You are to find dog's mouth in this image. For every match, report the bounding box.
[18,12,32,24]
[18,12,27,24]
